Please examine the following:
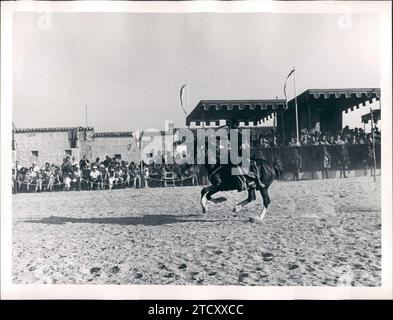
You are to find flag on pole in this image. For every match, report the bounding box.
[283,68,295,110]
[131,130,143,149]
[68,128,79,148]
[12,122,16,151]
[180,84,187,115]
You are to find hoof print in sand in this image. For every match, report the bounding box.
[238,270,249,282]
[158,263,167,270]
[288,263,300,270]
[111,266,120,274]
[90,267,101,275]
[262,252,274,261]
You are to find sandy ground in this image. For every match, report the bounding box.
[12,176,381,286]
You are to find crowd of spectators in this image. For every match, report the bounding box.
[12,126,381,193]
[255,126,381,148]
[12,154,200,193]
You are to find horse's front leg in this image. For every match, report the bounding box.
[233,188,256,213]
[200,185,220,213]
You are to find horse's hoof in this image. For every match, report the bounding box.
[249,217,263,223]
[233,205,241,213]
[201,207,207,214]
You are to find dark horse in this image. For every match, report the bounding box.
[200,157,280,223]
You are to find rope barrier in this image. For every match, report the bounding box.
[13,174,199,189]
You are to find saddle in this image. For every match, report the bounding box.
[209,161,262,192]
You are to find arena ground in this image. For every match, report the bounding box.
[12,176,381,286]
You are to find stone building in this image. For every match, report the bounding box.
[12,127,141,167]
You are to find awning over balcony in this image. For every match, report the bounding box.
[185,99,286,126]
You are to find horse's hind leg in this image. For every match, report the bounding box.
[233,188,256,213]
[252,187,270,222]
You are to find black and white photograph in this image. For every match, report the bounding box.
[1,1,392,299]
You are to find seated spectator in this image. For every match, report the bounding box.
[63,171,72,191]
[89,164,102,190]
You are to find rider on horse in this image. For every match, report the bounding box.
[227,119,265,190]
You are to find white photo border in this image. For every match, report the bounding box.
[1,0,392,300]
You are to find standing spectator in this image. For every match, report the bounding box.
[14,160,22,193]
[61,156,73,178]
[334,134,344,145]
[103,155,111,168]
[338,144,350,178]
[310,136,319,146]
[71,156,78,166]
[292,148,302,181]
[79,155,90,170]
[364,144,375,176]
[92,157,100,167]
[288,137,299,147]
[321,146,331,179]
[143,166,150,188]
[73,165,82,191]
[190,164,200,186]
[44,162,55,191]
[319,135,329,145]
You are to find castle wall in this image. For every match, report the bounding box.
[13,128,141,167]
[91,136,141,163]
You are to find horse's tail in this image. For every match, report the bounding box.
[273,163,284,180]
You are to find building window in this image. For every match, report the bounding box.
[232,104,240,109]
[244,104,251,109]
[221,104,228,109]
[261,104,267,110]
[114,154,121,160]
[65,150,72,156]
[209,104,217,109]
[31,150,39,158]
[266,104,273,109]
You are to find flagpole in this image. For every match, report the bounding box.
[370,107,377,182]
[186,81,190,114]
[293,67,299,144]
